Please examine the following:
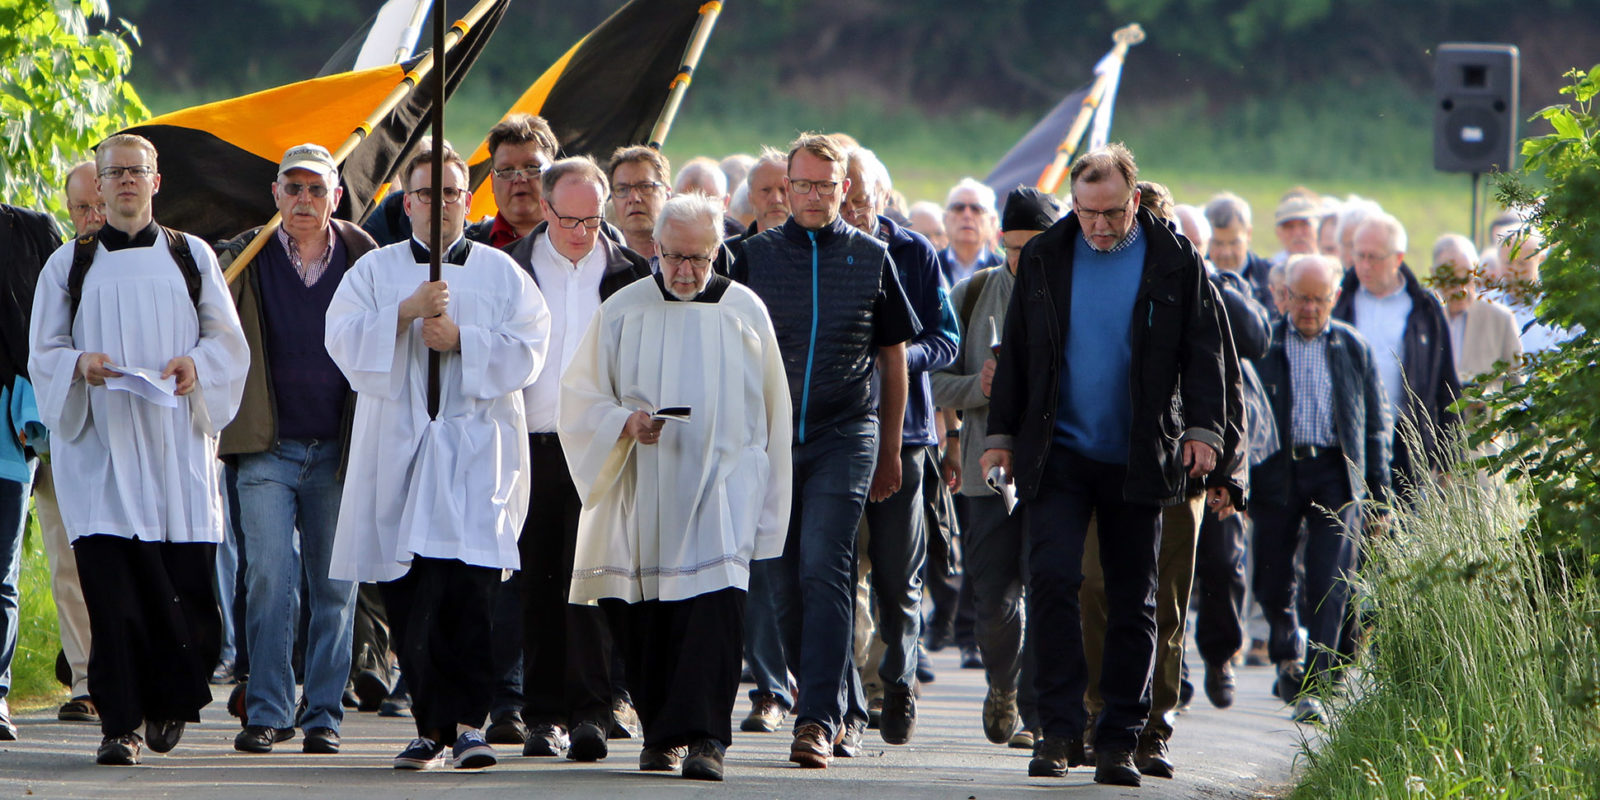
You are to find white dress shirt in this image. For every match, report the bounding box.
[525,233,606,433]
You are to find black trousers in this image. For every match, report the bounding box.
[74,535,220,738]
[379,557,499,745]
[348,584,393,692]
[1025,447,1160,753]
[604,588,745,750]
[1251,451,1361,686]
[520,436,614,729]
[1192,510,1248,665]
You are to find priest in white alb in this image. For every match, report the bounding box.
[28,134,249,766]
[324,144,550,772]
[559,193,792,782]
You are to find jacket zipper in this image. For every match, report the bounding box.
[797,230,821,444]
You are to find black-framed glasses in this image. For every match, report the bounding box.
[408,187,465,205]
[98,165,155,180]
[659,251,714,269]
[492,165,543,181]
[787,179,839,197]
[548,201,603,230]
[281,182,331,198]
[1073,195,1134,224]
[613,181,665,199]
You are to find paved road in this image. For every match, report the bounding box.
[1,648,1304,799]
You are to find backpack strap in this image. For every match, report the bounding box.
[66,233,99,323]
[958,267,992,337]
[161,225,204,310]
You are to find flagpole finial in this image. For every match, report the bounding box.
[1113,24,1145,47]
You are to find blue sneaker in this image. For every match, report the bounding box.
[452,730,497,769]
[393,737,447,770]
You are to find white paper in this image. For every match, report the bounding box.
[104,365,179,408]
[985,465,1018,513]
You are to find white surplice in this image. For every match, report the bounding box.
[559,276,792,604]
[326,240,550,582]
[28,232,249,543]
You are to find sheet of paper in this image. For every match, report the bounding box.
[104,365,179,408]
[985,466,1018,513]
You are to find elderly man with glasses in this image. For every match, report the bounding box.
[501,155,652,763]
[734,133,920,769]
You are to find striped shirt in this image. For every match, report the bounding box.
[1285,323,1336,447]
[276,225,335,287]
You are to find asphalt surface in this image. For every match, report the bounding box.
[0,647,1305,799]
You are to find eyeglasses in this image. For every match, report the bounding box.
[71,203,107,217]
[947,202,986,215]
[492,165,542,181]
[613,181,665,199]
[1073,195,1134,224]
[98,165,155,180]
[787,179,839,197]
[280,181,331,198]
[1286,290,1338,307]
[407,187,465,205]
[548,200,603,230]
[1353,250,1396,264]
[659,251,714,269]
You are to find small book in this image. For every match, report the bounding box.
[652,406,692,423]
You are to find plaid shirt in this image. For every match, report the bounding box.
[1081,218,1143,253]
[1284,322,1337,447]
[276,225,335,287]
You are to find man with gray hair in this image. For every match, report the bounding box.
[559,192,792,781]
[1173,204,1210,257]
[940,178,1003,285]
[1204,192,1274,309]
[908,201,948,251]
[1432,234,1521,388]
[1334,196,1384,273]
[675,156,743,238]
[1332,211,1461,492]
[840,146,959,750]
[1252,253,1390,724]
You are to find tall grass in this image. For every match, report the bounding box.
[1289,452,1600,798]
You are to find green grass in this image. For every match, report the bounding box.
[1288,435,1600,799]
[11,503,66,710]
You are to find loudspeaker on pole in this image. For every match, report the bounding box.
[1433,43,1519,174]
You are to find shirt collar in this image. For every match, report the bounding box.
[488,213,524,248]
[409,234,470,266]
[1080,219,1142,254]
[1287,316,1332,342]
[535,227,603,272]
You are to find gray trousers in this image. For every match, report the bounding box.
[962,494,1038,729]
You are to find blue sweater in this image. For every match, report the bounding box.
[879,216,959,446]
[1054,231,1147,463]
[257,236,350,440]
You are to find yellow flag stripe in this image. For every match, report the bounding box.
[464,35,588,221]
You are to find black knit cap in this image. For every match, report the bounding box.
[1001,186,1061,232]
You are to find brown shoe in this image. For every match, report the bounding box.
[639,744,686,771]
[740,693,787,733]
[789,723,831,768]
[1134,731,1174,778]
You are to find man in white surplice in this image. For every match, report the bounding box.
[28,133,249,766]
[324,144,550,772]
[559,194,791,781]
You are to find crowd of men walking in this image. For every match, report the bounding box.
[0,115,1556,787]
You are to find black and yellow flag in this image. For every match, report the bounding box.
[121,0,509,243]
[465,0,717,221]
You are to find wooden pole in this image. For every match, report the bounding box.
[426,0,445,419]
[646,1,724,149]
[222,0,501,286]
[1034,23,1145,195]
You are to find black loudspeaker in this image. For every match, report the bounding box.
[1433,43,1519,173]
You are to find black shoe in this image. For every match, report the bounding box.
[1095,747,1142,787]
[880,687,916,745]
[926,624,953,653]
[1028,735,1086,777]
[639,743,686,770]
[833,715,867,757]
[234,725,294,753]
[144,719,186,754]
[959,645,984,670]
[915,649,936,684]
[568,721,608,761]
[59,697,100,723]
[97,733,142,766]
[210,658,236,685]
[1205,660,1237,709]
[682,738,725,781]
[378,694,411,718]
[485,711,528,745]
[0,701,15,741]
[1274,661,1305,704]
[352,669,389,713]
[340,688,359,709]
[55,648,72,688]
[303,727,341,754]
[522,723,569,757]
[1134,732,1174,778]
[865,696,883,729]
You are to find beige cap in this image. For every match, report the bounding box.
[1274,194,1320,226]
[278,143,337,179]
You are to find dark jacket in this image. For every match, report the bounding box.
[876,216,959,447]
[502,220,651,303]
[1237,251,1276,312]
[985,208,1229,505]
[1213,268,1279,494]
[740,217,920,443]
[0,204,61,388]
[1252,316,1392,508]
[1331,263,1462,482]
[215,219,378,463]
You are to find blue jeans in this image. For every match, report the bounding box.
[769,417,879,739]
[744,558,792,708]
[236,439,355,731]
[0,460,37,699]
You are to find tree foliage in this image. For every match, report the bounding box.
[0,0,148,221]
[1476,64,1600,567]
